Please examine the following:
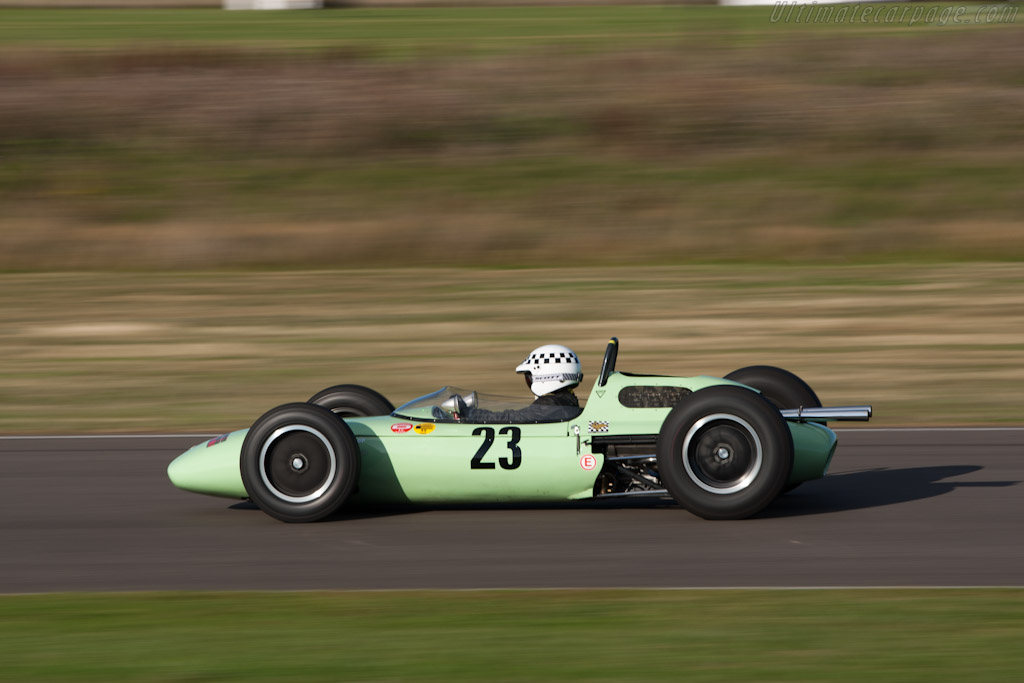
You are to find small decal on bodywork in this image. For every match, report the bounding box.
[206,434,228,447]
[414,423,436,435]
[391,423,413,433]
[588,421,610,433]
[580,454,597,471]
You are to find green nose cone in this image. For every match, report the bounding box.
[167,431,249,499]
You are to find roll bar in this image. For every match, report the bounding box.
[597,337,619,387]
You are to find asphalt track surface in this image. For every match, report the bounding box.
[1,429,1021,593]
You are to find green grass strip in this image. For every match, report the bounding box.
[0,5,1011,51]
[1,589,1022,681]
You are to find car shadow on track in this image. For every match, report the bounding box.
[228,494,678,521]
[228,499,439,522]
[227,465,1018,521]
[762,465,1019,518]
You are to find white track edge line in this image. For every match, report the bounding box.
[2,427,1024,440]
[0,434,218,440]
[835,427,1024,432]
[1,585,1022,597]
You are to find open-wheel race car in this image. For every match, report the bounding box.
[167,338,871,522]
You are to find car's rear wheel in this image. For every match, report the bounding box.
[241,403,360,523]
[308,384,394,417]
[657,386,792,520]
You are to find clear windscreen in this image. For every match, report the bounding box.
[392,387,537,421]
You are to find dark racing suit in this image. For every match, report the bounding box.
[463,388,582,424]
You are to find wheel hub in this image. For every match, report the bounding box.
[258,426,337,504]
[681,414,763,495]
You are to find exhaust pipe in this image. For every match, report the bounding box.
[779,405,873,422]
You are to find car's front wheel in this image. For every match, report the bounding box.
[724,365,821,412]
[241,403,360,523]
[656,386,793,520]
[724,365,820,493]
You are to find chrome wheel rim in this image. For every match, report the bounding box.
[682,413,762,495]
[259,425,337,503]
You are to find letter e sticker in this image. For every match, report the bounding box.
[580,454,597,471]
[414,423,436,435]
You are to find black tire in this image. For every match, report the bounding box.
[724,366,821,411]
[724,366,820,494]
[241,403,360,523]
[308,384,394,417]
[656,386,793,520]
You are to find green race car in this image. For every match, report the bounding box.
[167,338,871,522]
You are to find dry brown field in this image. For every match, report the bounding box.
[2,264,1021,432]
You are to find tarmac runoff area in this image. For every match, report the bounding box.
[0,428,1021,593]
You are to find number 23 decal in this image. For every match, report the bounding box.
[471,426,522,470]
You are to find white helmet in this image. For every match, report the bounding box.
[515,344,583,397]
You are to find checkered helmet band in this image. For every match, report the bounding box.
[515,344,583,396]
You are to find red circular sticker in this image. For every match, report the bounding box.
[580,454,597,471]
[390,423,413,433]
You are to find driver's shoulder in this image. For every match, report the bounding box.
[536,391,579,407]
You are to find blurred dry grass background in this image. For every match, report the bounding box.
[1,7,1022,430]
[2,264,1022,432]
[1,10,1023,268]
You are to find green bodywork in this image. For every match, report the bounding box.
[167,371,837,503]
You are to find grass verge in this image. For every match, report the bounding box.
[0,6,959,49]
[1,589,1023,681]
